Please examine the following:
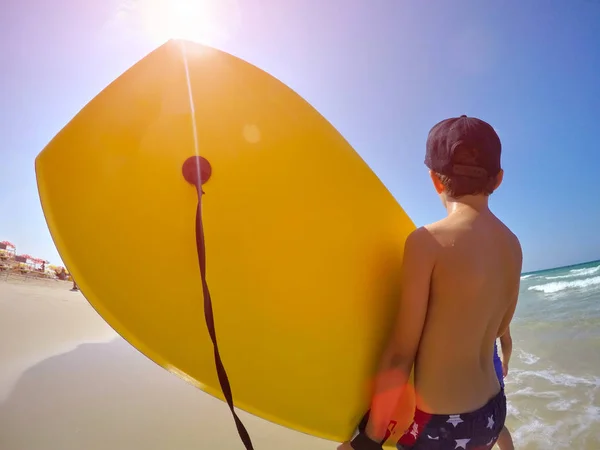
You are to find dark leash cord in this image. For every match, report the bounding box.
[184,156,254,449]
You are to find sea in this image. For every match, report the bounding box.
[506,259,600,449]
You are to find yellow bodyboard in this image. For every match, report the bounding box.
[35,40,416,445]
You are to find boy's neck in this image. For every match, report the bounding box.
[444,194,491,216]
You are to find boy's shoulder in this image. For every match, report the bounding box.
[414,217,460,244]
[411,216,522,268]
[401,221,457,260]
[421,214,521,245]
[403,225,443,264]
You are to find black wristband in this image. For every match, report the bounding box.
[350,432,384,450]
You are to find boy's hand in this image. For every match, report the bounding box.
[337,441,353,450]
[502,362,509,378]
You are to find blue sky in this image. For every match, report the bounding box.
[1,0,599,272]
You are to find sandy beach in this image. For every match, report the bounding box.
[0,278,333,450]
[2,269,599,450]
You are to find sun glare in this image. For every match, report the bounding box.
[130,0,239,46]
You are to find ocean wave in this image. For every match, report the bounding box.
[528,275,600,294]
[570,265,600,275]
[520,274,534,280]
[510,368,600,388]
[545,264,600,280]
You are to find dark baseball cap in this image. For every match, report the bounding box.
[425,115,501,178]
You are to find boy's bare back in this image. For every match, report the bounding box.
[414,208,522,413]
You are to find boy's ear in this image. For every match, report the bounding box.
[493,169,504,190]
[429,170,445,194]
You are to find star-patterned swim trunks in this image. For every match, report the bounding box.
[395,388,506,450]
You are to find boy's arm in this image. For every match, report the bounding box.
[499,327,513,376]
[361,227,437,444]
[497,238,522,339]
[496,236,521,379]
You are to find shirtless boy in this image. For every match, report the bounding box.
[339,115,522,450]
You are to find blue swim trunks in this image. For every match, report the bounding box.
[391,343,507,449]
[493,341,504,389]
[396,389,506,450]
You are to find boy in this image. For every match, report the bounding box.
[339,115,522,450]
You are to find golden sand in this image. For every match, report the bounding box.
[0,278,333,450]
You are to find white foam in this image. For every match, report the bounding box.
[509,385,563,399]
[511,404,600,448]
[512,418,562,448]
[511,368,600,388]
[528,275,600,294]
[518,349,540,365]
[570,265,600,276]
[509,393,600,448]
[547,398,579,411]
[505,358,600,448]
[520,274,534,280]
[569,404,600,444]
[545,274,577,280]
[506,399,520,417]
[583,405,600,418]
